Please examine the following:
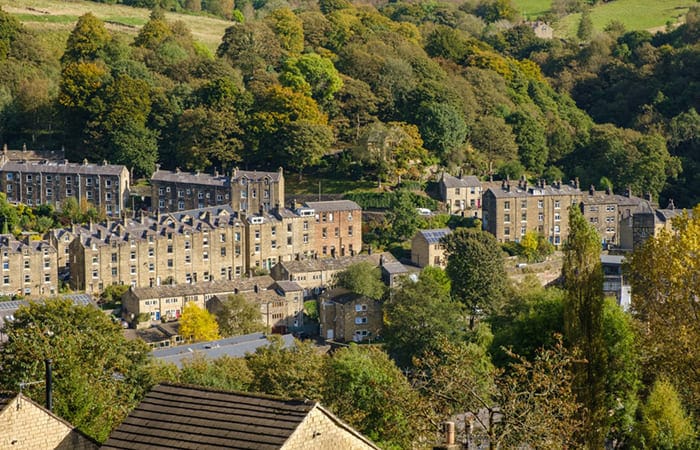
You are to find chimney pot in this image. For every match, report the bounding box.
[444,422,455,445]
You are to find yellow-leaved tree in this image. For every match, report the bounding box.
[179,302,220,343]
[626,205,700,418]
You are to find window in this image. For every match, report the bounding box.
[185,254,191,264]
[355,317,368,324]
[148,248,154,257]
[44,260,50,269]
[24,260,30,269]
[2,262,8,271]
[554,200,561,209]
[111,268,117,276]
[167,245,173,254]
[348,226,353,236]
[504,214,511,223]
[44,273,51,283]
[66,189,73,196]
[3,275,8,285]
[86,178,92,186]
[221,247,226,256]
[203,251,208,260]
[521,226,526,235]
[178,201,184,210]
[334,227,339,237]
[355,304,368,312]
[303,234,309,244]
[538,200,543,209]
[235,245,241,256]
[130,265,136,275]
[287,237,292,246]
[26,186,33,194]
[504,227,510,236]
[504,201,511,210]
[159,200,165,208]
[322,228,327,238]
[521,200,527,209]
[554,213,561,221]
[271,240,277,249]
[105,192,112,201]
[554,225,560,233]
[149,263,155,272]
[198,192,204,199]
[159,188,164,196]
[6,185,11,193]
[303,221,309,231]
[130,251,136,260]
[177,190,184,198]
[6,173,12,181]
[234,232,240,242]
[86,191,93,200]
[65,176,71,185]
[167,259,173,268]
[521,212,527,222]
[271,226,276,237]
[254,244,260,254]
[255,230,260,240]
[185,240,191,250]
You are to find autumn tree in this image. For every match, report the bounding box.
[637,379,696,449]
[61,13,111,64]
[179,302,220,343]
[562,205,607,448]
[443,228,508,325]
[245,338,326,400]
[0,299,152,442]
[178,355,252,392]
[214,294,266,337]
[626,206,700,417]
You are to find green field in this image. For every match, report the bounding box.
[512,0,695,37]
[2,0,233,52]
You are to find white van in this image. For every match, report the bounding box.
[416,208,432,216]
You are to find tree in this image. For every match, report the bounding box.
[61,13,111,64]
[0,299,152,442]
[469,116,518,177]
[577,8,594,42]
[280,53,343,104]
[179,302,220,343]
[217,22,283,76]
[264,8,304,55]
[414,101,468,163]
[178,354,252,392]
[324,345,426,449]
[333,261,386,300]
[386,189,420,242]
[562,205,606,448]
[281,120,333,180]
[443,228,508,325]
[507,110,548,174]
[384,268,466,368]
[245,338,326,400]
[626,206,700,417]
[214,294,265,337]
[638,379,696,449]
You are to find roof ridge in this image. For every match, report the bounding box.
[157,383,313,405]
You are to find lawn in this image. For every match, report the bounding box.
[4,0,233,52]
[512,0,552,20]
[554,0,695,38]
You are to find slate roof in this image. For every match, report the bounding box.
[1,160,126,176]
[441,172,481,188]
[304,200,361,212]
[485,184,581,199]
[127,276,275,300]
[151,169,229,187]
[101,383,315,450]
[233,168,282,182]
[273,280,304,292]
[276,252,394,274]
[152,333,295,368]
[418,228,452,244]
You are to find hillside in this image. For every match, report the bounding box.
[2,0,232,51]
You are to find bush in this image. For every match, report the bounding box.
[344,191,438,210]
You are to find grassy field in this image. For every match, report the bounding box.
[2,0,233,52]
[555,0,694,37]
[512,0,695,37]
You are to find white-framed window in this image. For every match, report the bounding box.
[355,304,368,312]
[355,317,368,324]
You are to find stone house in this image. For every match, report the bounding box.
[0,235,58,298]
[102,383,380,450]
[482,179,582,247]
[121,275,274,322]
[0,159,129,216]
[151,167,231,212]
[303,200,362,258]
[0,392,97,450]
[411,228,452,268]
[69,206,246,294]
[270,252,394,298]
[630,200,690,249]
[439,172,483,217]
[319,288,383,342]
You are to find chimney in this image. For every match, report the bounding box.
[589,184,595,196]
[83,158,88,166]
[645,192,653,202]
[433,421,459,450]
[22,143,27,151]
[605,185,611,195]
[155,163,160,172]
[254,284,259,293]
[625,186,632,198]
[63,159,69,165]
[667,198,675,210]
[45,359,53,412]
[379,255,385,267]
[574,177,580,189]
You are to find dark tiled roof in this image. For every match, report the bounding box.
[441,172,481,188]
[1,160,126,176]
[233,168,282,182]
[418,228,452,244]
[273,280,304,292]
[277,252,394,274]
[151,169,229,187]
[485,184,581,199]
[127,276,275,300]
[102,383,314,450]
[304,200,361,212]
